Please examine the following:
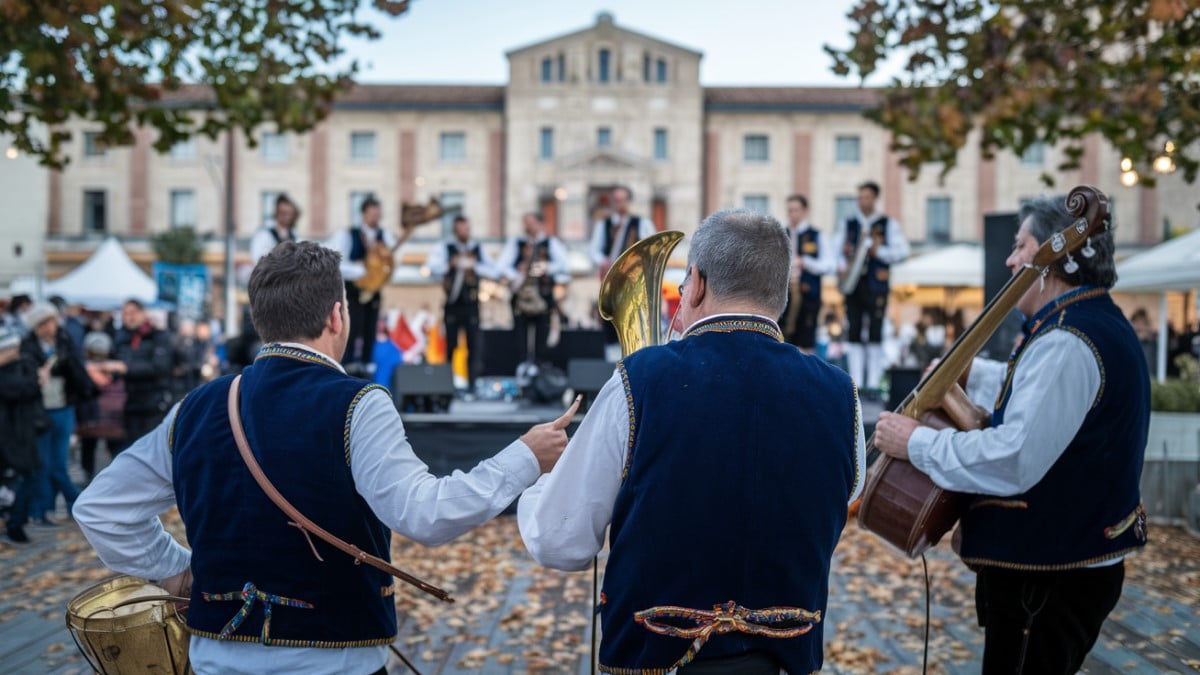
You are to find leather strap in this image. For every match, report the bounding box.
[227,375,453,603]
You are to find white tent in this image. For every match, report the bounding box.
[45,237,158,309]
[889,243,983,288]
[1114,228,1200,381]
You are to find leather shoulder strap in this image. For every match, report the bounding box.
[226,375,453,603]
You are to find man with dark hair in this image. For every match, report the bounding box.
[874,194,1147,675]
[250,194,301,265]
[326,196,401,374]
[425,214,500,392]
[590,186,656,358]
[75,241,578,674]
[833,181,909,395]
[113,298,173,448]
[499,212,570,368]
[780,194,832,352]
[520,209,865,675]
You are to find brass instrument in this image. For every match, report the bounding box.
[513,239,550,317]
[598,230,685,357]
[66,575,191,674]
[838,235,872,295]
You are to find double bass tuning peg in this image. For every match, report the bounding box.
[1063,253,1080,275]
[1081,237,1096,259]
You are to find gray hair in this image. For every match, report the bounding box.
[688,208,790,315]
[1019,195,1117,288]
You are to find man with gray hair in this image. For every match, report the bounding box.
[519,208,865,674]
[874,194,1148,674]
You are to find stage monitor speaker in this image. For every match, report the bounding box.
[886,367,922,411]
[392,364,455,396]
[981,212,1025,361]
[567,358,614,410]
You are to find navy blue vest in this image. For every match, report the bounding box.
[349,226,384,262]
[603,214,641,258]
[959,288,1150,570]
[514,238,554,298]
[795,227,822,301]
[171,346,397,647]
[844,215,890,295]
[600,316,859,674]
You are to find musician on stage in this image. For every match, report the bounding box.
[519,208,865,675]
[249,194,301,265]
[424,214,500,392]
[832,181,909,394]
[590,186,656,357]
[325,196,396,375]
[74,241,578,675]
[498,212,570,366]
[873,195,1150,675]
[780,194,833,352]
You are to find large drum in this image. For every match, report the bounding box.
[65,575,191,674]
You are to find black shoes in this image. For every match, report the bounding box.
[6,526,29,543]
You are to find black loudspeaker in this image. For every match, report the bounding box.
[885,367,922,411]
[981,212,1025,361]
[392,364,455,413]
[567,358,615,410]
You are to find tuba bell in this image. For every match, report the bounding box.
[598,230,685,358]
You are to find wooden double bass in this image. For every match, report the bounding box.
[857,186,1111,558]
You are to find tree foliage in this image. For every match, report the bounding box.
[152,226,203,264]
[0,0,410,167]
[826,0,1200,186]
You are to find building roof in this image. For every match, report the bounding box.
[506,12,703,58]
[154,83,505,111]
[704,86,880,113]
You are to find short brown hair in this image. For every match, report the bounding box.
[248,241,344,343]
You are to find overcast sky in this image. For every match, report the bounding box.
[343,0,896,86]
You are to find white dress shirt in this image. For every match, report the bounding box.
[788,221,835,277]
[498,235,571,285]
[325,226,399,282]
[831,211,911,270]
[74,342,541,675]
[588,213,657,265]
[249,224,297,265]
[518,314,867,572]
[908,330,1101,496]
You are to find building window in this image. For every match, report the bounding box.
[598,48,611,83]
[643,53,651,82]
[743,195,770,214]
[835,135,861,164]
[1021,142,1045,166]
[743,134,770,163]
[261,132,288,162]
[439,132,466,162]
[656,58,668,83]
[169,138,196,161]
[83,190,107,234]
[541,57,553,83]
[350,131,377,161]
[349,191,376,227]
[834,196,858,227]
[556,53,565,81]
[83,132,106,158]
[597,127,612,148]
[539,127,554,160]
[439,191,465,239]
[261,191,285,228]
[170,190,196,229]
[653,128,668,160]
[927,197,952,243]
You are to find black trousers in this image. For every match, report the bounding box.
[677,650,781,674]
[845,281,886,344]
[444,302,481,385]
[781,292,821,349]
[344,282,381,366]
[513,310,551,365]
[975,562,1125,675]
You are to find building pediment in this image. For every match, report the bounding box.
[557,147,650,172]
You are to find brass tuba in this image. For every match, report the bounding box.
[598,230,685,358]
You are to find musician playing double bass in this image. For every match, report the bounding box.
[424,214,501,392]
[873,195,1150,675]
[519,208,865,674]
[832,181,909,394]
[74,241,578,675]
[325,196,398,375]
[780,194,833,352]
